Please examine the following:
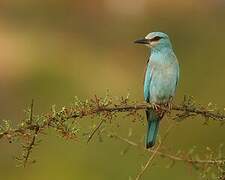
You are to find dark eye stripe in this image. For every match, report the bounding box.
[150,36,162,42]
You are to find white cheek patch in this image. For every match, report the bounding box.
[150,41,160,46]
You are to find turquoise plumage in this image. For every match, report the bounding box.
[135,32,179,148]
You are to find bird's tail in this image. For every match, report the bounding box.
[146,110,162,148]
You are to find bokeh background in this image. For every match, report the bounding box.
[0,0,225,179]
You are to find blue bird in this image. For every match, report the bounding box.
[134,32,179,148]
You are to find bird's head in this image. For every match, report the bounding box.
[134,32,172,50]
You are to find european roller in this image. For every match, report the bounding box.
[134,32,179,148]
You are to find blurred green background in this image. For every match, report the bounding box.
[0,0,225,179]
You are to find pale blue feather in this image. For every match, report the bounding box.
[138,32,179,148]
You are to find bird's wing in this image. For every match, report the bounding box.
[144,58,153,103]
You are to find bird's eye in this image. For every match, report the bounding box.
[150,36,162,42]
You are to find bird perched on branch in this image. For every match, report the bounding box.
[134,32,179,148]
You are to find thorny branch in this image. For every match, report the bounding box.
[135,123,175,180]
[87,118,105,143]
[109,133,224,166]
[0,94,224,178]
[109,132,225,179]
[136,142,162,180]
[21,126,39,167]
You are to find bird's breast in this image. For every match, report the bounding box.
[149,62,178,103]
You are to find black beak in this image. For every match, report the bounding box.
[134,38,149,44]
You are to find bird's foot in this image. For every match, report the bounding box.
[151,103,161,111]
[151,103,165,118]
[165,98,173,112]
[166,102,173,111]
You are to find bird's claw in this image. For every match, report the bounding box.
[167,102,173,111]
[152,103,161,111]
[151,103,165,118]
